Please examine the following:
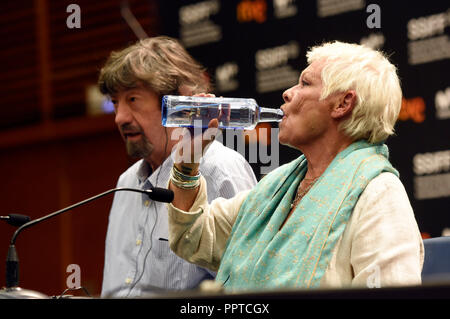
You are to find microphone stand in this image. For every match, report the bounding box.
[3,187,173,296]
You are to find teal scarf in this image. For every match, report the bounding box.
[216,140,398,291]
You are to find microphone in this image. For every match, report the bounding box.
[4,186,174,290]
[0,214,31,227]
[145,186,174,203]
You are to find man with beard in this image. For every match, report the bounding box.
[98,36,257,297]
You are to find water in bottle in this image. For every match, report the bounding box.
[161,95,283,130]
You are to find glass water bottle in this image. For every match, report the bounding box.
[161,95,283,130]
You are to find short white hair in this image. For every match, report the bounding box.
[306,41,402,143]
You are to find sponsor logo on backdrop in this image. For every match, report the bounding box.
[179,0,222,48]
[273,0,298,19]
[237,0,267,23]
[407,10,450,65]
[215,62,239,93]
[435,87,450,120]
[413,150,450,200]
[360,32,385,49]
[317,0,365,18]
[398,97,426,123]
[255,41,300,93]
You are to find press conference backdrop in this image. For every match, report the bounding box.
[158,0,449,237]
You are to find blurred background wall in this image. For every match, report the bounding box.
[0,0,448,297]
[0,0,160,296]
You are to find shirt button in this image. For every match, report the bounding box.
[144,200,150,206]
[125,278,132,284]
[136,239,142,246]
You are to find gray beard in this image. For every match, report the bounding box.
[125,137,153,159]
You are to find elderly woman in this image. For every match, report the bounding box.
[167,41,424,291]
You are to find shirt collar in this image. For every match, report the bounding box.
[136,154,174,188]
